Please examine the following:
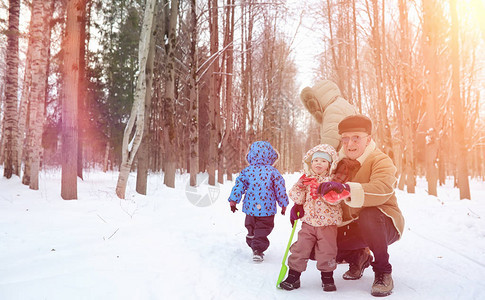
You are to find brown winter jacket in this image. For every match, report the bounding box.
[300,80,357,149]
[339,140,405,239]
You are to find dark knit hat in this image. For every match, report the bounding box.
[338,114,372,135]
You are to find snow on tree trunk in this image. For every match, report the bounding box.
[115,0,157,199]
[136,10,156,195]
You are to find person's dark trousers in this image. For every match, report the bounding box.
[245,215,275,253]
[337,207,399,274]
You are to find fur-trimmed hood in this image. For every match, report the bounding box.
[300,80,342,123]
[299,80,357,149]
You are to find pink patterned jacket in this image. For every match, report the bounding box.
[288,144,342,227]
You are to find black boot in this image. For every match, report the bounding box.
[279,269,301,291]
[321,271,337,292]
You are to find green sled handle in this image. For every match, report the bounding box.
[276,213,299,288]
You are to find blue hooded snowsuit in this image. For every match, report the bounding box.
[228,141,289,216]
[228,141,289,254]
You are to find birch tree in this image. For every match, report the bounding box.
[25,0,52,190]
[2,0,20,179]
[17,24,32,183]
[115,0,157,199]
[135,12,156,195]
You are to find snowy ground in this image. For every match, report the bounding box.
[0,169,484,300]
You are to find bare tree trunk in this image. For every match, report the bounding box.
[325,0,343,88]
[17,37,32,178]
[162,0,179,189]
[237,1,255,159]
[136,2,158,195]
[77,0,88,181]
[240,1,250,167]
[450,0,471,199]
[422,0,440,196]
[352,0,361,112]
[103,140,110,173]
[115,0,157,198]
[208,0,220,186]
[3,0,20,179]
[371,0,393,160]
[223,0,235,182]
[61,0,86,200]
[0,119,4,166]
[21,99,31,185]
[27,0,52,190]
[398,0,416,193]
[218,0,235,184]
[188,0,199,187]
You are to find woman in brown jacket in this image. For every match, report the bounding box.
[300,80,357,150]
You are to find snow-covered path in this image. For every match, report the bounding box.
[0,170,484,299]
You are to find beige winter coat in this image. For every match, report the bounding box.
[288,144,342,227]
[300,80,357,149]
[339,140,405,238]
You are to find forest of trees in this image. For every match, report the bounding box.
[0,0,483,200]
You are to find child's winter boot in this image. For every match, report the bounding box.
[321,271,337,292]
[252,250,264,262]
[279,269,301,290]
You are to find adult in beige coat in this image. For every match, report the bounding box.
[300,80,357,149]
[317,115,404,297]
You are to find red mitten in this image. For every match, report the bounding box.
[323,189,350,204]
[296,174,317,190]
[300,174,316,186]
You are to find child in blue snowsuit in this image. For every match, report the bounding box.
[228,141,289,262]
